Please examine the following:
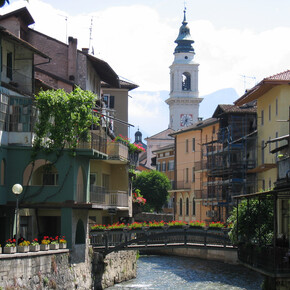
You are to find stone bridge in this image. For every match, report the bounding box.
[90,227,236,256]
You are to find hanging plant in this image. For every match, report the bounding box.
[33,87,99,152]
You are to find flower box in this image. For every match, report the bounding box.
[30,245,40,252]
[59,243,67,249]
[50,244,59,250]
[40,244,50,251]
[4,247,16,254]
[17,246,30,253]
[0,247,2,254]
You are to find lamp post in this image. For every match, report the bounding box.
[12,184,23,245]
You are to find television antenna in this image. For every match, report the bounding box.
[58,14,68,44]
[241,75,256,91]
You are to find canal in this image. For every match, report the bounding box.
[108,255,263,289]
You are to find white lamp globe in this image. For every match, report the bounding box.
[12,184,23,195]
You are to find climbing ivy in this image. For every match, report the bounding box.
[33,87,99,152]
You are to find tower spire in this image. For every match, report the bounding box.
[174,9,194,54]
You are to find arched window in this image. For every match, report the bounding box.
[182,72,191,91]
[31,163,58,186]
[186,198,189,216]
[1,159,6,185]
[192,198,196,216]
[179,198,183,216]
[75,219,86,244]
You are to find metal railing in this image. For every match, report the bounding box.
[90,185,128,207]
[90,227,234,256]
[75,132,107,153]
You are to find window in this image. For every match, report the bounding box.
[168,160,175,171]
[192,167,195,182]
[179,198,183,216]
[162,161,166,172]
[182,72,191,91]
[156,162,161,171]
[276,98,278,116]
[192,138,195,152]
[262,179,265,191]
[6,52,12,80]
[212,126,216,134]
[185,168,189,183]
[192,198,196,216]
[185,139,189,152]
[269,179,272,190]
[186,198,189,216]
[269,104,271,121]
[102,94,115,109]
[43,173,58,185]
[261,140,265,164]
[261,110,264,126]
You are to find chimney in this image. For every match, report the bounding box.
[82,48,89,54]
[68,36,77,82]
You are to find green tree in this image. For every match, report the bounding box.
[227,197,274,245]
[133,170,171,212]
[34,87,99,152]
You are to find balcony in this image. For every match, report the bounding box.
[75,132,107,153]
[172,181,191,190]
[90,185,128,208]
[107,142,128,161]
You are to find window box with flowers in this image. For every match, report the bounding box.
[167,221,188,229]
[189,220,206,229]
[17,240,30,253]
[40,236,50,251]
[0,244,2,254]
[4,239,16,254]
[59,236,67,249]
[50,236,59,250]
[208,221,226,230]
[133,189,146,214]
[30,238,40,252]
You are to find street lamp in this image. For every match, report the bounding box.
[12,184,23,244]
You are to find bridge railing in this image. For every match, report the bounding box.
[90,227,233,255]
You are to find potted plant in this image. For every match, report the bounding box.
[0,243,2,254]
[189,220,205,229]
[91,224,107,231]
[146,221,166,230]
[40,236,51,251]
[17,240,30,253]
[50,236,59,250]
[4,238,16,254]
[107,222,126,231]
[127,221,146,230]
[208,221,226,230]
[167,221,188,228]
[59,236,67,249]
[30,238,40,252]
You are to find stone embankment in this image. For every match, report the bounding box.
[0,249,137,289]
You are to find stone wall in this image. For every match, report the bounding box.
[0,250,92,289]
[144,247,238,264]
[0,249,137,289]
[93,251,137,289]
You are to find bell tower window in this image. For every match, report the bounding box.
[182,72,191,91]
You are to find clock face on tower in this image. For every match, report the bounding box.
[180,114,193,127]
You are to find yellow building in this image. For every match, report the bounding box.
[235,70,290,192]
[170,118,219,222]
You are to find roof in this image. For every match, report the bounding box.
[170,117,218,136]
[102,77,138,91]
[0,7,34,26]
[153,143,175,154]
[86,54,120,88]
[0,26,50,59]
[212,104,256,118]
[234,70,290,106]
[145,128,175,140]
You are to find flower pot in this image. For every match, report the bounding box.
[17,246,30,253]
[4,247,16,254]
[30,245,40,252]
[50,244,59,250]
[0,247,2,254]
[59,243,67,249]
[40,244,50,251]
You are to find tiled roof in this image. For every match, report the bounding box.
[265,70,290,81]
[217,104,256,114]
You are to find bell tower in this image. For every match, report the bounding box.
[165,9,203,130]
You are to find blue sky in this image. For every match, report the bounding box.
[3,0,290,140]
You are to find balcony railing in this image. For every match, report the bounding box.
[75,132,107,153]
[172,181,191,190]
[238,243,290,275]
[107,142,128,161]
[90,185,128,207]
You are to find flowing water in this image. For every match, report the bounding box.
[108,255,263,290]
